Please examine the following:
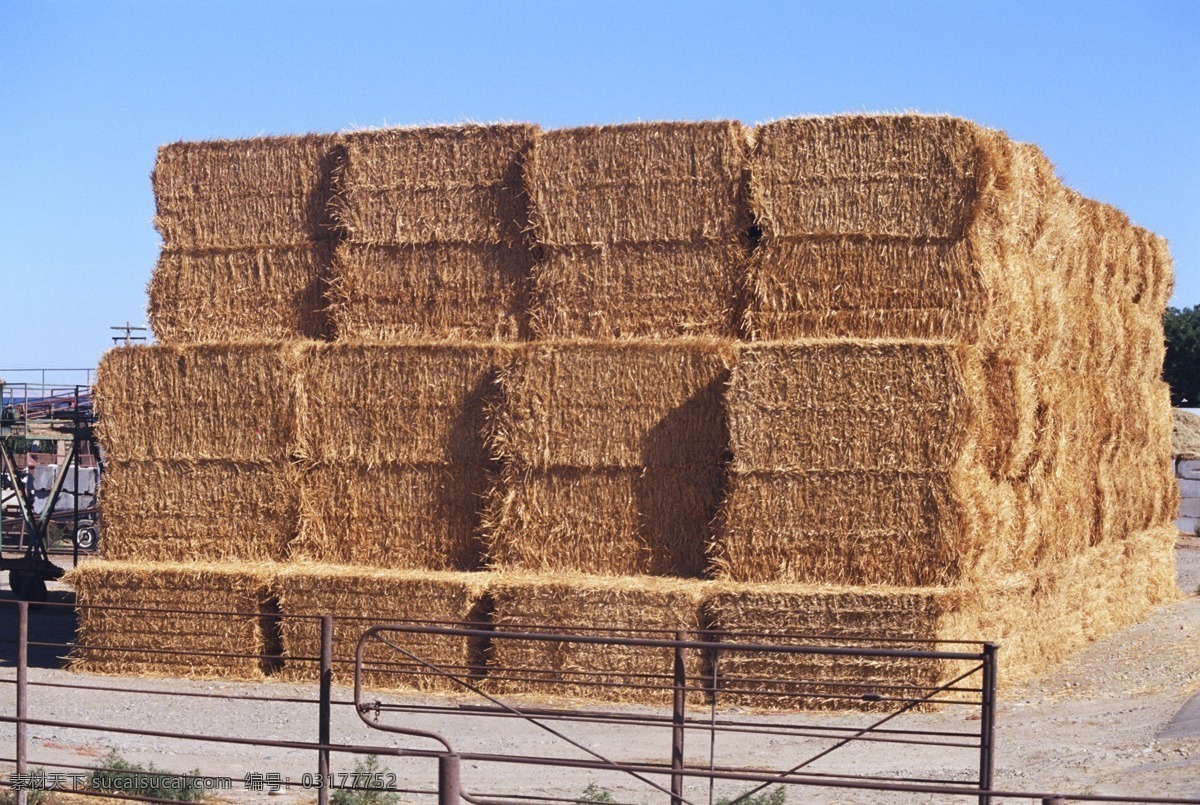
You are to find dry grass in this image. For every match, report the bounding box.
[485,573,707,704]
[492,340,732,469]
[336,124,536,245]
[293,462,491,571]
[294,342,503,466]
[484,465,724,577]
[328,241,532,342]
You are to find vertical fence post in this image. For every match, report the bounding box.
[978,642,998,805]
[318,615,333,805]
[438,753,461,805]
[17,600,29,805]
[671,630,686,805]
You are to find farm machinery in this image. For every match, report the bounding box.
[0,382,100,601]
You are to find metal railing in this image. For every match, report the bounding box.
[0,597,1196,804]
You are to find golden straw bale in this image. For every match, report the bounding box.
[529,241,744,339]
[295,342,503,466]
[153,135,344,249]
[328,242,532,342]
[725,342,966,473]
[743,114,1173,375]
[293,462,490,571]
[741,239,982,341]
[67,560,272,680]
[713,470,959,587]
[337,124,537,245]
[485,573,707,705]
[494,340,733,470]
[702,582,955,711]
[273,565,489,690]
[148,245,334,343]
[95,344,298,462]
[750,115,980,240]
[484,466,724,578]
[100,460,297,563]
[526,121,749,246]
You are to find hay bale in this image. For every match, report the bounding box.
[494,340,733,469]
[95,344,298,463]
[295,342,502,466]
[714,470,958,586]
[526,122,750,339]
[724,341,967,473]
[702,582,956,711]
[1173,409,1200,460]
[527,121,748,246]
[67,561,272,680]
[336,124,537,245]
[273,565,489,691]
[485,573,707,705]
[328,242,532,342]
[148,245,334,343]
[100,460,297,563]
[153,135,344,249]
[293,462,490,571]
[528,241,743,339]
[484,466,724,577]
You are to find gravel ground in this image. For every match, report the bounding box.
[0,539,1196,804]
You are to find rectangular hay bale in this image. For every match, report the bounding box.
[295,342,501,466]
[328,242,532,342]
[100,460,297,563]
[527,121,749,246]
[274,566,488,691]
[148,245,334,343]
[337,124,537,245]
[293,462,490,571]
[67,561,271,680]
[95,344,298,462]
[153,134,343,249]
[484,466,723,578]
[486,574,707,705]
[494,340,732,470]
[529,241,743,339]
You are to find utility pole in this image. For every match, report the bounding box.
[110,322,148,346]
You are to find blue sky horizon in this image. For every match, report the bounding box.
[1,0,1197,380]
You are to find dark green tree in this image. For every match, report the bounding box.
[1163,306,1200,406]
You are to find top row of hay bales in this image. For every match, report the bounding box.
[148,117,1171,381]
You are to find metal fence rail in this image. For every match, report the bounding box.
[0,597,1196,804]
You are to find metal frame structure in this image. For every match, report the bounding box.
[0,383,100,599]
[0,598,1196,804]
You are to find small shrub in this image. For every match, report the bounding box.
[575,783,615,804]
[86,751,205,802]
[331,755,399,805]
[2,769,53,805]
[717,787,787,805]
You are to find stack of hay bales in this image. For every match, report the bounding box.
[74,115,1179,707]
[480,123,749,700]
[709,115,1179,698]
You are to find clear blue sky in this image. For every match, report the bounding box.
[1,1,1197,382]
